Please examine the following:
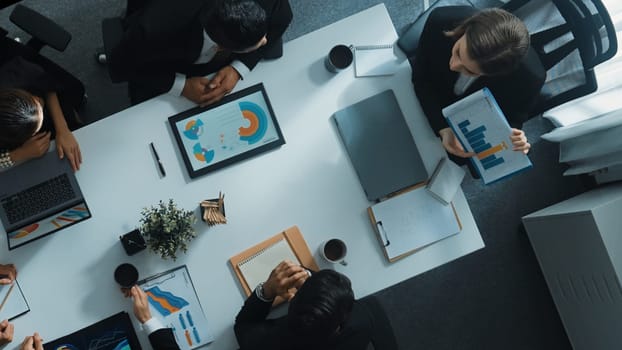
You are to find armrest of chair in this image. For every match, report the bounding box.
[396,13,428,58]
[397,0,475,58]
[9,4,71,52]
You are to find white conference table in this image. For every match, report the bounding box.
[3,4,484,350]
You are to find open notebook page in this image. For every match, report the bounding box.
[238,239,300,290]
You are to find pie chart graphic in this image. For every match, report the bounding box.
[183,119,204,140]
[193,143,214,163]
[238,101,268,145]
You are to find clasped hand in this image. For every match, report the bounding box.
[263,261,310,301]
[439,127,530,158]
[182,65,241,107]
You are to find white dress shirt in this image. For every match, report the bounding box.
[453,73,478,96]
[142,317,165,335]
[169,31,251,96]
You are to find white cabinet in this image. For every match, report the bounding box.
[522,183,622,350]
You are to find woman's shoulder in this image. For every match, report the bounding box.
[0,56,54,95]
[426,5,479,31]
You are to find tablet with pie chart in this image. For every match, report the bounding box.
[169,83,285,178]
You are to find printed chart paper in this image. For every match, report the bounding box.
[442,88,532,184]
[138,266,213,350]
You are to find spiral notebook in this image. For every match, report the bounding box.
[354,44,401,77]
[229,226,319,304]
[238,239,299,290]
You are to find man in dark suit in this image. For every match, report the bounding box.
[411,6,545,161]
[233,261,378,350]
[110,0,292,105]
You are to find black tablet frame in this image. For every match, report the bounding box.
[168,83,285,178]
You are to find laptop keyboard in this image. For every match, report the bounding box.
[1,174,76,225]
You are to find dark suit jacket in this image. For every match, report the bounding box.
[234,293,374,350]
[148,328,180,350]
[111,0,292,97]
[411,6,546,135]
[0,43,84,146]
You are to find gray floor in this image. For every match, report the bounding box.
[1,1,579,349]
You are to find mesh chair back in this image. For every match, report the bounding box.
[503,0,618,114]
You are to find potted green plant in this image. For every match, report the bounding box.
[139,199,197,260]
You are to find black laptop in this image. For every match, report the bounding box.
[333,90,428,201]
[0,151,91,249]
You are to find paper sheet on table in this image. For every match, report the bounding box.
[0,280,29,320]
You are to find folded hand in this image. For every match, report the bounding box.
[263,260,310,301]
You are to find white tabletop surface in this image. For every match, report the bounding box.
[2,4,484,349]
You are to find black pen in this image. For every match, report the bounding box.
[150,142,166,177]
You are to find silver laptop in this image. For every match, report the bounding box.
[333,90,428,201]
[0,151,91,249]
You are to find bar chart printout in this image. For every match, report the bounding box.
[442,88,532,184]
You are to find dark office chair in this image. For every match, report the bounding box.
[397,0,474,56]
[359,295,399,350]
[398,0,618,116]
[502,0,617,114]
[0,3,86,115]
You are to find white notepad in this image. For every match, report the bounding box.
[237,239,300,290]
[370,186,461,261]
[354,45,401,77]
[426,158,465,205]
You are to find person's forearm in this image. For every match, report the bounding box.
[46,92,71,134]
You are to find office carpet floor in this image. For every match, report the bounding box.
[1,1,585,349]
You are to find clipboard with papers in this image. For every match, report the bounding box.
[367,183,462,262]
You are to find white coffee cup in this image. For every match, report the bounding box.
[320,238,348,266]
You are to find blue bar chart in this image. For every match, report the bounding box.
[458,120,508,170]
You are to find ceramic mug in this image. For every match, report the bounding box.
[324,45,353,73]
[320,238,348,265]
[114,263,139,288]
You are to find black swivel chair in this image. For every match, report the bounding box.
[503,0,617,114]
[0,2,86,116]
[397,0,618,117]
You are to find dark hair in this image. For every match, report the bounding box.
[0,88,40,150]
[201,0,268,52]
[287,270,354,345]
[447,8,529,75]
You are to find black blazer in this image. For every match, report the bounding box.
[148,328,180,350]
[411,6,546,134]
[234,293,374,350]
[111,0,293,95]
